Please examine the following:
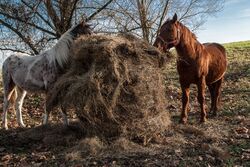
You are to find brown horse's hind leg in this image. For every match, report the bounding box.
[179,83,190,124]
[208,84,215,115]
[197,76,207,123]
[212,78,223,116]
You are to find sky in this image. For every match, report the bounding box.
[197,0,250,43]
[0,0,249,61]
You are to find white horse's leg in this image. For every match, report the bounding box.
[2,65,16,130]
[2,88,16,129]
[58,105,69,126]
[15,87,27,128]
[43,109,49,125]
[61,108,69,126]
[2,96,10,130]
[43,98,52,125]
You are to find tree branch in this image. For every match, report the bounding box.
[179,0,199,21]
[86,0,114,21]
[156,0,170,35]
[0,10,57,36]
[21,0,55,31]
[68,0,79,28]
[0,19,39,54]
[44,0,61,36]
[0,47,29,54]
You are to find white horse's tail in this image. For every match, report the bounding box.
[2,57,18,129]
[9,88,17,104]
[2,57,17,104]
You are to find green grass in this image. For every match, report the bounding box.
[223,40,250,49]
[164,40,250,166]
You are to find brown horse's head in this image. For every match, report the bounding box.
[153,13,181,52]
[71,21,92,38]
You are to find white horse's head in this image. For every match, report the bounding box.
[48,21,92,68]
[71,21,92,38]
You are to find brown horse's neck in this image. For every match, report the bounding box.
[175,23,204,60]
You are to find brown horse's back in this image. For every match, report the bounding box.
[204,43,227,84]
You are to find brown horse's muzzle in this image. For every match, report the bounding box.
[153,38,169,53]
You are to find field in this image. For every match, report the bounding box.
[0,41,249,166]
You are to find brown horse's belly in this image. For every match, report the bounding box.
[206,59,227,84]
[205,43,227,84]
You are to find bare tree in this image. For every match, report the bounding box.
[0,0,113,55]
[99,0,224,43]
[0,0,224,56]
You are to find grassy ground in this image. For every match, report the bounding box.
[163,41,250,166]
[0,41,249,166]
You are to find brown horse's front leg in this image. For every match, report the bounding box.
[179,84,190,124]
[197,76,207,123]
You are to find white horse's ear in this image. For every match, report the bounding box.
[79,14,87,24]
[172,13,178,23]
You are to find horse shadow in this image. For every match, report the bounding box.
[0,121,86,155]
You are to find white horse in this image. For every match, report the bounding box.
[2,21,92,129]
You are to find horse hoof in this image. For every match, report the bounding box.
[3,126,8,130]
[179,119,187,124]
[199,118,207,123]
[208,112,217,118]
[19,124,26,128]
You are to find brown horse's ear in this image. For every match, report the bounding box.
[172,13,178,23]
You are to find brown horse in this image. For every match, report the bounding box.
[154,14,227,124]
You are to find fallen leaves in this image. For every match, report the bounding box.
[180,125,205,136]
[201,144,231,161]
[234,127,250,139]
[235,127,249,134]
[241,149,250,160]
[1,154,11,163]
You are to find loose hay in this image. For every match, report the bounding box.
[47,34,171,141]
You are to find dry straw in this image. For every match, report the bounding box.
[46,34,171,142]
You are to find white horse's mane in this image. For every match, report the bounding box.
[45,27,74,68]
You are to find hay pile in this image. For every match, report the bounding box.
[47,34,171,141]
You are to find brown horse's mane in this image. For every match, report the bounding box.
[175,21,204,58]
[178,22,197,40]
[163,19,198,39]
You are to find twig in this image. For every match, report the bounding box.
[86,0,114,21]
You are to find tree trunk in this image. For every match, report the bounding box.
[137,0,150,42]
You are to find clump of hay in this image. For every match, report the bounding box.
[67,137,105,157]
[47,34,171,141]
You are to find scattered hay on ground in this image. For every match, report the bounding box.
[46,34,171,141]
